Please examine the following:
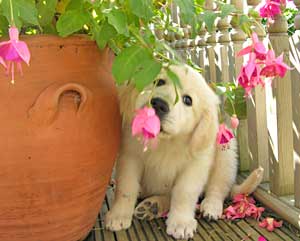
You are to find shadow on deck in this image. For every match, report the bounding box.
[84,188,300,241]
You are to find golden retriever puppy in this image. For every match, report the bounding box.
[105,64,263,239]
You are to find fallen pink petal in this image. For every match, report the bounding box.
[0,26,31,83]
[259,217,283,232]
[258,236,267,241]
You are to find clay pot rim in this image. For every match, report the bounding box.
[1,34,96,47]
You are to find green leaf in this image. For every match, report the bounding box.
[16,0,39,25]
[112,45,151,84]
[174,0,195,25]
[66,0,84,11]
[0,15,9,35]
[215,85,227,95]
[1,0,39,27]
[106,8,128,35]
[94,20,117,49]
[42,23,57,34]
[56,9,89,37]
[37,0,58,26]
[220,4,236,19]
[1,0,22,28]
[132,58,162,91]
[239,14,252,36]
[224,86,247,119]
[248,8,260,19]
[128,0,153,21]
[203,10,217,32]
[167,68,181,87]
[167,68,181,104]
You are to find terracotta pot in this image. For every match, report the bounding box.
[0,35,121,241]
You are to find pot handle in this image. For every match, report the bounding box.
[28,82,92,126]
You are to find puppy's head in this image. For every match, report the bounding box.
[119,65,219,151]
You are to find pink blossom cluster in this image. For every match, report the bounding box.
[259,0,293,23]
[224,194,265,220]
[224,194,283,233]
[237,32,291,96]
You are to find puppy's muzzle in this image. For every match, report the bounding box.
[151,97,169,119]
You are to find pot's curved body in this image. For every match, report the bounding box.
[0,35,121,241]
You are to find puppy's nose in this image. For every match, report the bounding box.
[151,97,169,119]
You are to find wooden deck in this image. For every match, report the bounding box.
[83,188,300,241]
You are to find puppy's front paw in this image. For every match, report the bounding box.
[200,197,223,220]
[166,215,197,239]
[105,210,133,231]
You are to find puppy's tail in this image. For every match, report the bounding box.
[230,167,264,197]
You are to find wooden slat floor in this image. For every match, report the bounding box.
[84,188,300,241]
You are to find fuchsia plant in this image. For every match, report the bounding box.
[0,27,31,84]
[0,0,291,153]
[237,32,291,97]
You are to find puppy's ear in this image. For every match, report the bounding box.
[190,102,219,153]
[118,84,139,124]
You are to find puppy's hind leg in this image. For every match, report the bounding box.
[134,195,170,220]
[201,142,238,220]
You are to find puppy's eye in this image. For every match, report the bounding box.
[154,79,166,87]
[183,95,192,106]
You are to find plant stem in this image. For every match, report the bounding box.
[227,96,237,116]
[9,0,15,26]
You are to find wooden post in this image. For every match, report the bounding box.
[246,0,269,181]
[171,2,179,25]
[292,1,300,208]
[268,14,294,195]
[230,0,250,172]
[197,25,207,77]
[217,17,230,83]
[231,2,250,171]
[205,0,217,82]
[294,0,300,29]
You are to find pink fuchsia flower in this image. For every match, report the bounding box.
[238,53,264,96]
[258,236,267,241]
[160,211,169,218]
[259,217,283,231]
[132,106,160,151]
[259,0,282,20]
[216,124,234,148]
[238,32,267,61]
[231,115,239,129]
[260,50,292,78]
[0,26,30,83]
[0,57,6,68]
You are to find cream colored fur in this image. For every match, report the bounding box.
[105,65,263,240]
